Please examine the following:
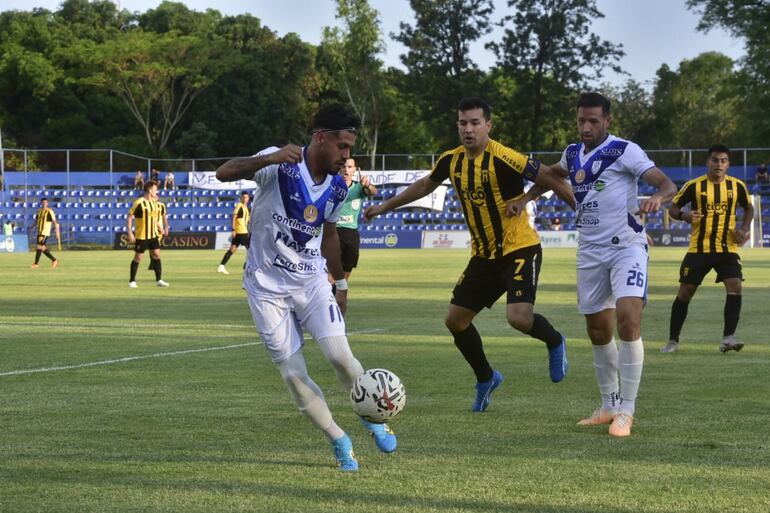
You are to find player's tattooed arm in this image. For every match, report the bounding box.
[216,144,303,182]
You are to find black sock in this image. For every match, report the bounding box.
[220,251,233,266]
[452,323,493,383]
[527,313,562,349]
[669,297,690,341]
[43,250,55,261]
[153,259,162,281]
[35,250,42,264]
[130,261,139,282]
[724,294,742,337]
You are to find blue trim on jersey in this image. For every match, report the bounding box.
[569,140,629,203]
[627,213,644,233]
[276,152,347,245]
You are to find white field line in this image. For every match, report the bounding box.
[0,328,387,378]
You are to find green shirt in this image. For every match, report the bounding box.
[337,182,366,230]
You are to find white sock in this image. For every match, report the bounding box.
[318,335,365,391]
[592,340,619,411]
[618,338,644,415]
[278,351,344,442]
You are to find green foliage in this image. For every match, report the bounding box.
[0,0,768,158]
[393,0,495,149]
[647,52,740,148]
[490,0,624,150]
[687,0,770,146]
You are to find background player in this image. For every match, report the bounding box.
[516,92,676,437]
[214,104,396,472]
[148,195,169,272]
[217,191,251,275]
[661,144,753,353]
[334,158,376,285]
[31,197,60,269]
[365,97,576,414]
[127,180,169,288]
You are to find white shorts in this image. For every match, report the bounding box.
[576,243,649,315]
[245,276,346,363]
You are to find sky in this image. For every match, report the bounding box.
[0,0,746,88]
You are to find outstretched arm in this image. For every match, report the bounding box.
[363,176,440,221]
[216,145,303,183]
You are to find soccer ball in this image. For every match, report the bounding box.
[350,369,406,423]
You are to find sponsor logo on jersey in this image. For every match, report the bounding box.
[332,185,347,201]
[594,180,606,192]
[278,164,301,180]
[290,192,301,202]
[272,212,321,237]
[303,205,318,222]
[706,202,729,213]
[460,187,486,206]
[272,253,318,273]
[274,231,320,256]
[600,148,623,157]
[574,169,586,184]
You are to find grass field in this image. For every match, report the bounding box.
[1,247,769,513]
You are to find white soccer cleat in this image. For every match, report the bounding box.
[156,280,170,287]
[719,335,744,353]
[660,340,679,353]
[217,265,229,275]
[128,281,138,288]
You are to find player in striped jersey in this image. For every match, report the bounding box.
[365,97,577,413]
[31,197,60,269]
[217,191,251,274]
[661,144,753,354]
[127,180,168,288]
[148,196,169,271]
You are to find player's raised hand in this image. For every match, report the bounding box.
[505,198,528,217]
[271,144,303,165]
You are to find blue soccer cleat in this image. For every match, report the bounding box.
[472,369,504,412]
[331,433,358,471]
[548,335,569,383]
[359,417,397,453]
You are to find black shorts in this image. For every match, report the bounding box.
[451,244,543,312]
[134,238,161,253]
[679,252,743,285]
[36,235,48,246]
[232,233,250,248]
[337,227,360,272]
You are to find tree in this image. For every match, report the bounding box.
[687,0,770,145]
[599,79,655,146]
[490,0,624,150]
[394,0,495,148]
[320,0,387,170]
[647,52,741,149]
[83,29,231,153]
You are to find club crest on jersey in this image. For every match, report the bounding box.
[324,200,335,219]
[481,168,490,183]
[592,160,602,173]
[574,169,586,184]
[304,205,318,222]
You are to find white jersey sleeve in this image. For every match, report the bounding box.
[252,146,281,186]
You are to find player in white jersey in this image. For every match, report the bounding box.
[511,93,676,437]
[215,104,396,471]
